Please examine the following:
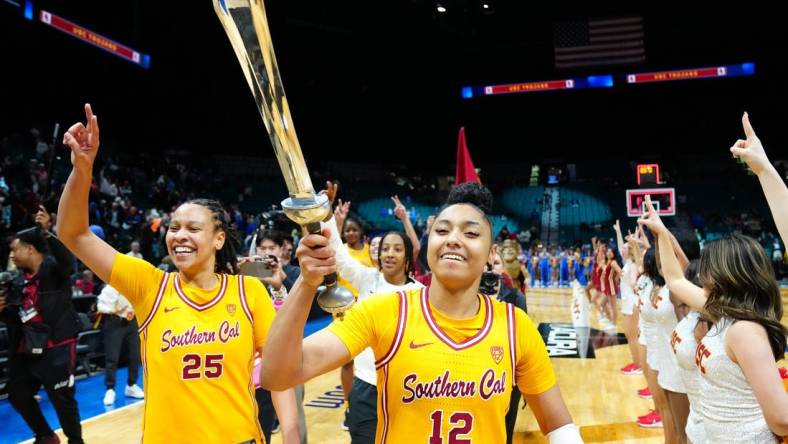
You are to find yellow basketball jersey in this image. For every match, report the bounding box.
[110,253,275,444]
[338,243,372,296]
[329,287,556,443]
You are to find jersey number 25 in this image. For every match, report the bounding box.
[182,354,224,380]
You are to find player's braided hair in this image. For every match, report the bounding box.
[185,199,239,274]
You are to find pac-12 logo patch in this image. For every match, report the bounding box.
[226,304,236,316]
[490,345,504,364]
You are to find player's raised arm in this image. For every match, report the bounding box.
[260,229,352,390]
[57,103,119,283]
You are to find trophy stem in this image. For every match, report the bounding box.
[302,222,355,320]
[282,195,355,319]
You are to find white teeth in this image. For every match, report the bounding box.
[441,254,465,262]
[174,247,194,254]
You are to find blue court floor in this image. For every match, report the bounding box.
[1,367,143,443]
[1,315,334,444]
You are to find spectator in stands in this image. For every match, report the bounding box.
[127,240,143,260]
[518,229,532,245]
[96,284,144,405]
[74,269,96,295]
[281,234,293,258]
[0,207,84,444]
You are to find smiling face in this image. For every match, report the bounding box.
[501,244,517,262]
[165,203,225,275]
[379,233,407,278]
[427,204,494,291]
[343,219,362,247]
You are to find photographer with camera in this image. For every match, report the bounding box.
[0,206,84,444]
[239,230,301,306]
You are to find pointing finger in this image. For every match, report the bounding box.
[742,112,756,139]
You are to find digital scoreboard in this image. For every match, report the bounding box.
[636,163,660,186]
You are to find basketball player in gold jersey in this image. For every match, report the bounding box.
[262,182,584,443]
[56,104,299,443]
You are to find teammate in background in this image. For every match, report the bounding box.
[333,207,373,425]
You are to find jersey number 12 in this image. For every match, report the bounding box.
[429,410,473,444]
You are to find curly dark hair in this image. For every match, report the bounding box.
[438,182,494,237]
[445,182,493,214]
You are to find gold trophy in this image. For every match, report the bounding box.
[213,0,355,317]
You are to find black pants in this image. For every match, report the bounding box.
[348,377,377,444]
[8,342,84,444]
[103,315,140,389]
[255,389,275,443]
[505,387,523,444]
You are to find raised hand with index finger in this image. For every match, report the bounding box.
[637,195,668,236]
[730,112,771,176]
[62,103,100,171]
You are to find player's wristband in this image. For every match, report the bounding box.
[547,423,583,444]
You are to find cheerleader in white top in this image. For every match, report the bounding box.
[641,194,788,443]
[635,249,679,438]
[670,260,709,444]
[614,220,644,375]
[655,273,692,442]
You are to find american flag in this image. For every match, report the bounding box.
[553,17,646,69]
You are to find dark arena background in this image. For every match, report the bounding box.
[1,1,787,443]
